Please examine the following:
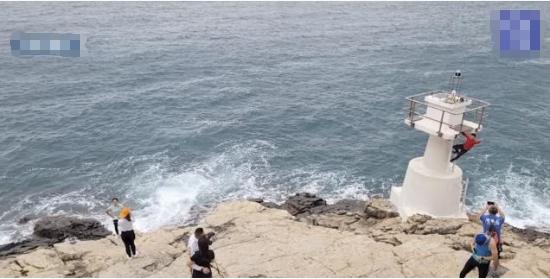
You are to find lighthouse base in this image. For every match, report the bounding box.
[390,157,467,219]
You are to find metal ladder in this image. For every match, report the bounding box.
[460,177,470,209]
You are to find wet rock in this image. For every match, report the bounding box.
[185,204,212,225]
[1,216,111,258]
[0,239,53,258]
[17,214,39,225]
[247,198,264,203]
[248,197,281,209]
[282,193,327,216]
[509,226,550,247]
[261,202,281,209]
[33,216,111,242]
[310,199,366,216]
[364,198,399,219]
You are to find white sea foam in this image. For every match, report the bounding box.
[468,163,550,231]
[3,141,548,246]
[131,172,203,232]
[0,188,108,245]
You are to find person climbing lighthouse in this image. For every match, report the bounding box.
[390,71,490,218]
[451,131,481,162]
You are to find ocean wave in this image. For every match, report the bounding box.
[3,139,549,245]
[0,140,379,245]
[468,162,550,231]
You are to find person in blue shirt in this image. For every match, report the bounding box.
[479,202,505,257]
[459,233,499,278]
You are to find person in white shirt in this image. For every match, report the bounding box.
[188,228,205,272]
[187,228,203,256]
[118,207,137,258]
[187,228,212,275]
[105,198,125,235]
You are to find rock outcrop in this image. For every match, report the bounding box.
[33,216,111,242]
[281,192,327,216]
[1,195,549,277]
[0,216,111,258]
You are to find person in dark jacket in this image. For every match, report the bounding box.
[191,236,215,278]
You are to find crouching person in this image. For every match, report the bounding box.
[459,233,499,278]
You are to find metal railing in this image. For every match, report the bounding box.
[405,90,490,137]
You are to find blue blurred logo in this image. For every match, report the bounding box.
[491,10,540,58]
[10,32,80,57]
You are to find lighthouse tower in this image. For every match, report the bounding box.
[390,71,490,219]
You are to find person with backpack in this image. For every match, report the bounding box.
[480,202,505,256]
[459,233,499,278]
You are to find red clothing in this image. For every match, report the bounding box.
[463,133,480,150]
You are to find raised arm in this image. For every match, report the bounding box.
[478,204,489,222]
[497,204,505,218]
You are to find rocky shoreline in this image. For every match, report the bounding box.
[1,193,549,277]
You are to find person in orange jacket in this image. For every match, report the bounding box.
[451,131,481,162]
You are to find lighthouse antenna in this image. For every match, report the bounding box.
[448,70,463,94]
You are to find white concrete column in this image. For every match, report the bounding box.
[422,135,453,174]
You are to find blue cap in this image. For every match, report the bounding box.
[475,234,488,245]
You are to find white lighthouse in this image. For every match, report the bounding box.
[390,71,490,219]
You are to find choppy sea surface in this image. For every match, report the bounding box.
[1,2,549,245]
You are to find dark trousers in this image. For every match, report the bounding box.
[459,256,490,278]
[113,219,119,235]
[120,230,136,257]
[451,144,469,162]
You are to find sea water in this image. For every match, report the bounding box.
[1,2,550,244]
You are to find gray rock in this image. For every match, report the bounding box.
[0,238,53,257]
[1,216,110,258]
[509,225,550,247]
[33,216,111,241]
[310,199,366,216]
[261,202,281,209]
[282,193,327,216]
[247,198,264,203]
[17,214,39,225]
[407,214,432,224]
[403,217,464,235]
[248,198,282,209]
[364,198,399,219]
